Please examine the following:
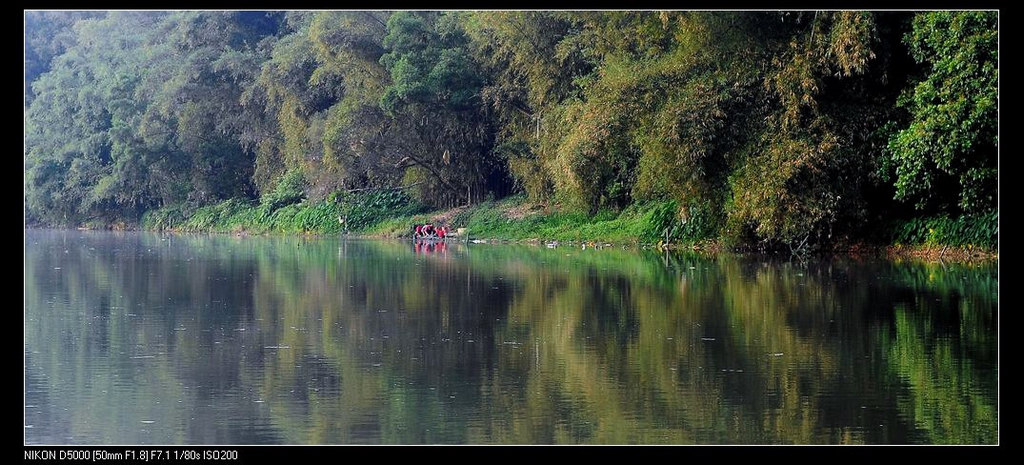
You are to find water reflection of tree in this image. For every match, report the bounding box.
[878,260,997,444]
[24,232,997,444]
[26,231,199,443]
[461,251,995,444]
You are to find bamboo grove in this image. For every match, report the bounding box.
[24,11,998,249]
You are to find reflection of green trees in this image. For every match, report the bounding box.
[25,231,996,444]
[464,252,996,444]
[882,296,997,443]
[25,231,195,443]
[477,254,836,443]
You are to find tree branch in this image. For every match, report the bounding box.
[363,11,388,31]
[344,181,425,193]
[393,153,459,193]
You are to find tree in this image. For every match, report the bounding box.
[465,11,593,203]
[24,11,105,106]
[25,12,165,224]
[727,11,888,248]
[23,10,997,250]
[379,11,503,207]
[882,11,997,214]
[242,11,396,200]
[25,11,282,224]
[140,11,282,208]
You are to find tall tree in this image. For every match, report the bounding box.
[140,11,283,208]
[881,11,997,215]
[25,12,165,224]
[244,11,396,200]
[24,11,105,106]
[465,11,593,203]
[379,11,503,207]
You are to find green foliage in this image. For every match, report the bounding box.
[335,189,427,231]
[260,169,307,211]
[142,196,343,235]
[25,11,275,225]
[140,204,186,231]
[293,201,344,233]
[727,122,846,248]
[640,200,680,242]
[181,199,254,232]
[24,11,105,105]
[639,198,723,243]
[467,11,893,249]
[891,210,998,249]
[882,11,997,214]
[460,204,637,242]
[24,11,997,251]
[360,196,718,244]
[378,11,500,207]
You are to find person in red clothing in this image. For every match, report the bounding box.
[437,226,446,239]
[423,224,435,237]
[414,224,423,238]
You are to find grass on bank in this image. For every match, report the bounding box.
[140,188,996,256]
[142,191,696,245]
[140,189,425,236]
[362,195,702,245]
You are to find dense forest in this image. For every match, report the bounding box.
[24,11,998,250]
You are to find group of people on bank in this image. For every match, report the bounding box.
[413,223,449,239]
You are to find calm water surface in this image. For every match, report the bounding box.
[24,229,997,444]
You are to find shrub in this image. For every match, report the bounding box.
[892,210,998,249]
[260,169,307,211]
[336,189,427,231]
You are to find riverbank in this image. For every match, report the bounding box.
[364,196,671,244]
[137,194,681,244]
[883,244,997,261]
[361,197,998,262]
[120,193,996,262]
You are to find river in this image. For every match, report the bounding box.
[24,229,998,444]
